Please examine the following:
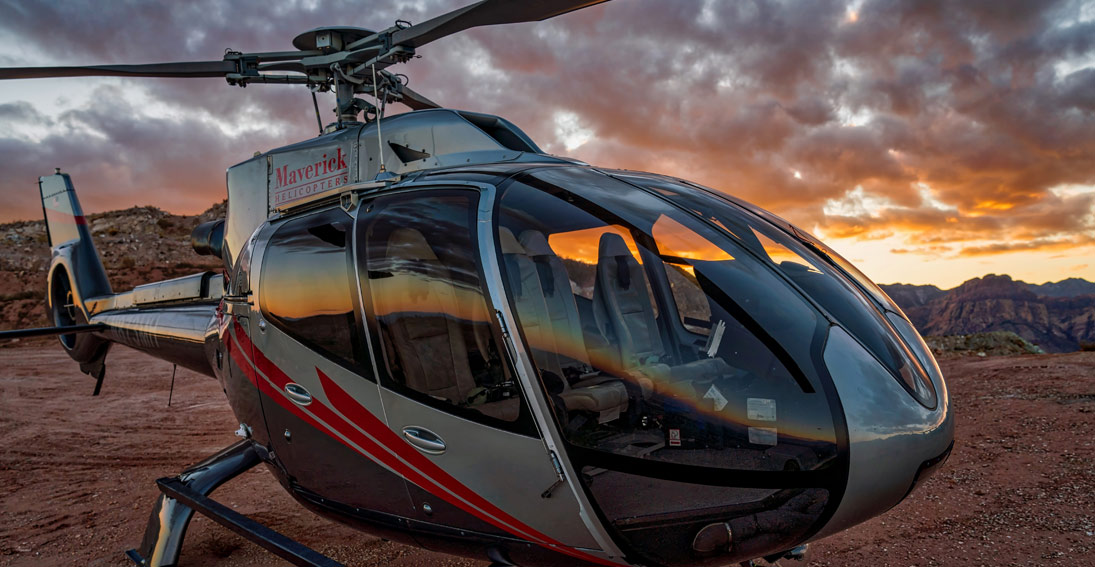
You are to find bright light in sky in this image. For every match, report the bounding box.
[821,231,1095,289]
[553,110,593,152]
[823,186,895,218]
[836,106,873,127]
[1050,184,1095,198]
[917,183,957,212]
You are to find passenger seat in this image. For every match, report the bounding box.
[377,228,478,403]
[500,228,628,424]
[377,227,519,421]
[591,233,729,399]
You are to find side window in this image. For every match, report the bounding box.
[260,208,359,366]
[229,236,253,296]
[361,190,526,428]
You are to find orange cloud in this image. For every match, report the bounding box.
[1,0,1093,288]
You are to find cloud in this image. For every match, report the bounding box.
[0,84,294,218]
[957,235,1095,257]
[890,245,954,255]
[0,101,51,124]
[0,0,1092,272]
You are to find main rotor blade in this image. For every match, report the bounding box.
[400,85,441,110]
[0,61,238,80]
[390,0,609,49]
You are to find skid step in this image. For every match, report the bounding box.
[127,476,344,567]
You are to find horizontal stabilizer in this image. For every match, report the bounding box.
[0,323,106,340]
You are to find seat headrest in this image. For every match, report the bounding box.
[497,227,526,255]
[519,230,555,258]
[598,232,633,259]
[387,228,437,261]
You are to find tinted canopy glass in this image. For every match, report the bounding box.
[622,174,936,409]
[360,190,530,432]
[260,207,359,366]
[495,169,840,473]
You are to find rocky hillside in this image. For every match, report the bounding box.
[883,274,1095,353]
[0,202,226,331]
[925,331,1045,358]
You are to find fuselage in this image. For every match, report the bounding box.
[45,110,953,567]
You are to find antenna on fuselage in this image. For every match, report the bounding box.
[371,63,388,176]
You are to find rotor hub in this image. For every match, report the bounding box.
[291,27,376,53]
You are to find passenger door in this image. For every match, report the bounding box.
[356,187,600,554]
[249,206,412,520]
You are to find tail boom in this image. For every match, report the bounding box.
[39,171,222,380]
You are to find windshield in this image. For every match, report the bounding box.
[494,169,840,475]
[617,173,937,409]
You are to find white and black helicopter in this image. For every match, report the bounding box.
[0,1,953,566]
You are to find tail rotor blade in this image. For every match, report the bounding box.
[390,0,609,49]
[0,61,238,80]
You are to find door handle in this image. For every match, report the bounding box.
[402,427,446,455]
[284,383,312,406]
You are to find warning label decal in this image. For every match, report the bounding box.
[704,385,729,411]
[748,427,778,446]
[747,398,777,422]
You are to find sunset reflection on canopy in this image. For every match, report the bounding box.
[548,225,641,264]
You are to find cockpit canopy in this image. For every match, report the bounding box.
[491,166,939,565]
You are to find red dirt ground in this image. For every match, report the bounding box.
[1,344,1093,567]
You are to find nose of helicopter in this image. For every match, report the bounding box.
[812,325,954,539]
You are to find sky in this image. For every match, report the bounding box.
[0,0,1093,289]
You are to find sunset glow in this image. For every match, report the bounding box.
[0,0,1091,288]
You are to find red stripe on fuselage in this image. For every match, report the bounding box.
[227,329,521,537]
[313,368,560,542]
[225,321,618,566]
[44,206,87,226]
[229,325,548,545]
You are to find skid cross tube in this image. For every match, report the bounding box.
[154,477,344,567]
[126,439,343,567]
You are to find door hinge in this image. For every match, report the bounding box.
[541,450,567,499]
[495,309,520,363]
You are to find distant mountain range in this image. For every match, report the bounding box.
[881,275,1095,353]
[2,202,1092,353]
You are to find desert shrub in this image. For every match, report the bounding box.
[1080,341,1095,352]
[120,256,136,268]
[156,218,172,229]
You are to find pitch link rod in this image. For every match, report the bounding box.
[226,74,312,85]
[224,49,323,63]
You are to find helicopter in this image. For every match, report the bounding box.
[0,1,954,566]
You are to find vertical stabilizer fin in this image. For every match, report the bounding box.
[39,171,112,301]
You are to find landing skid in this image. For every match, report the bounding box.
[740,544,809,567]
[126,440,343,567]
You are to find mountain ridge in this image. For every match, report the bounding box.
[2,203,1092,353]
[881,274,1095,353]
